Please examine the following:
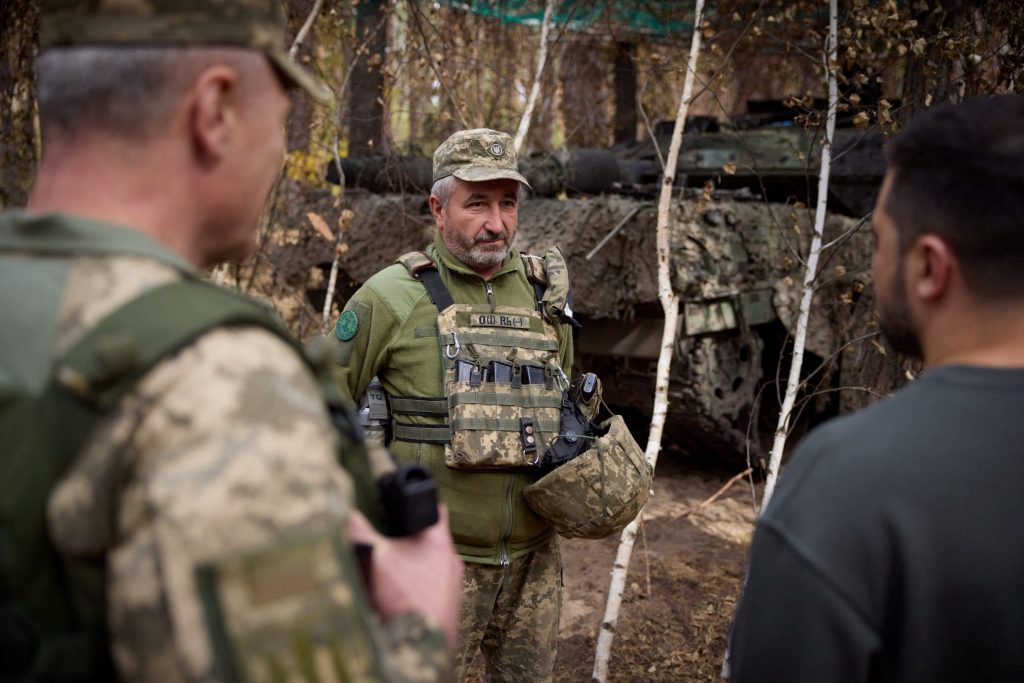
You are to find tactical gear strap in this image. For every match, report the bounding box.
[57,280,292,409]
[58,279,382,528]
[450,416,561,434]
[538,247,582,331]
[448,392,563,410]
[521,253,547,287]
[390,395,448,417]
[392,423,452,444]
[397,251,455,311]
[396,251,435,276]
[521,253,547,313]
[440,332,558,352]
[417,268,455,311]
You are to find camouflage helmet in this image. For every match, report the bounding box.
[39,0,330,103]
[524,415,651,540]
[433,128,532,187]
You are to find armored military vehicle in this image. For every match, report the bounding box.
[305,109,900,463]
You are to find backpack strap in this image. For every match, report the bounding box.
[397,251,454,312]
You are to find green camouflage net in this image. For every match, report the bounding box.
[436,0,696,37]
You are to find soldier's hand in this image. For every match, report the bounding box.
[348,505,464,649]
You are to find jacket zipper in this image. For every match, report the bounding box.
[500,473,514,568]
[485,281,496,309]
[488,277,512,569]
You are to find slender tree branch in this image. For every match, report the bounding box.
[762,0,840,512]
[289,0,325,59]
[514,0,555,153]
[406,0,470,129]
[593,2,707,679]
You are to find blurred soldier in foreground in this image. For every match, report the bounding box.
[331,128,650,682]
[0,1,462,681]
[729,96,1024,681]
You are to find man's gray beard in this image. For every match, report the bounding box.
[877,260,924,360]
[446,229,514,270]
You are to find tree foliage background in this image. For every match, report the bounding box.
[2,0,1022,336]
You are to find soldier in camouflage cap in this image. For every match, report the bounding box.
[331,128,578,682]
[0,2,463,681]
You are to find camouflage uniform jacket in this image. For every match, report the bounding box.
[332,232,574,564]
[0,211,447,682]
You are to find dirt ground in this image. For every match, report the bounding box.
[466,455,759,682]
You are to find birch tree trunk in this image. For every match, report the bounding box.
[591,1,706,679]
[760,0,839,511]
[513,0,554,153]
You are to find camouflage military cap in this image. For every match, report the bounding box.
[433,128,532,187]
[39,0,330,104]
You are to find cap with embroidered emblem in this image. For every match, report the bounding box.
[433,128,531,187]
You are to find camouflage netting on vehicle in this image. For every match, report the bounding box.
[523,415,651,540]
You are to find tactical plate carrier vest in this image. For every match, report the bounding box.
[391,250,576,470]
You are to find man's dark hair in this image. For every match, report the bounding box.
[884,96,1024,299]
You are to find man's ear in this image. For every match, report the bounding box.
[189,65,241,164]
[428,195,445,231]
[908,234,955,302]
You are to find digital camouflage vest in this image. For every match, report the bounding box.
[393,249,574,470]
[0,223,381,681]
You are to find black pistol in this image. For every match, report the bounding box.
[378,464,439,537]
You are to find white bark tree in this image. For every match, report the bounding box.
[514,0,555,153]
[591,1,707,680]
[760,0,840,511]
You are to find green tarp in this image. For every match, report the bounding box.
[436,0,696,36]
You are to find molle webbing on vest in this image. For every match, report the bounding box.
[451,417,562,433]
[389,395,451,445]
[395,250,567,469]
[440,332,558,352]
[392,423,452,445]
[448,392,563,410]
[390,395,448,416]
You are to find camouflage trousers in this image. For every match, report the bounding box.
[454,535,562,682]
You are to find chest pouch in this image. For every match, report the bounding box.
[439,303,566,469]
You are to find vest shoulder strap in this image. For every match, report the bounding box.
[57,280,294,409]
[396,250,435,276]
[396,251,454,312]
[521,252,547,312]
[521,252,547,287]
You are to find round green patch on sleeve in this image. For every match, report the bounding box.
[335,310,359,341]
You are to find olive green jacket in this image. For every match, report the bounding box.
[332,233,574,564]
